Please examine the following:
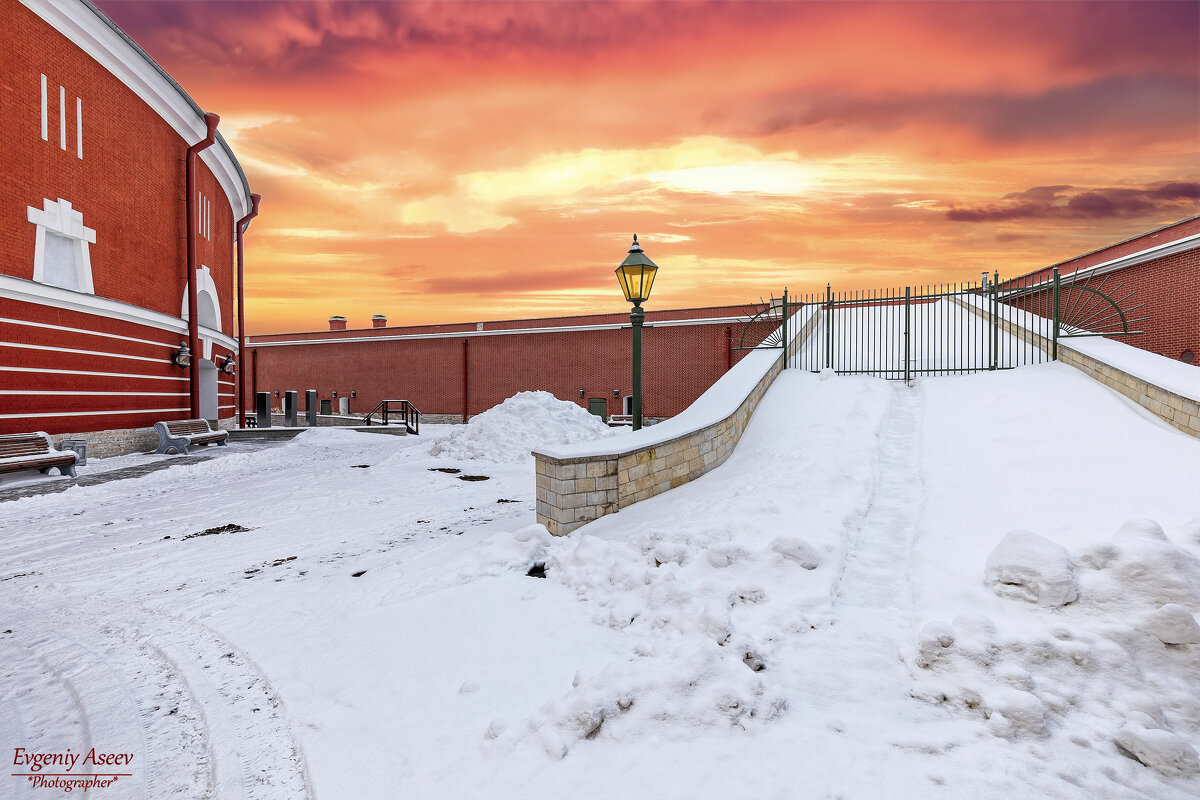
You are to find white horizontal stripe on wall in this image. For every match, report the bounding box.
[0,341,172,363]
[0,275,238,352]
[0,366,189,382]
[0,407,190,419]
[0,390,189,397]
[0,316,177,349]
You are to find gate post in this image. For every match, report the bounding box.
[1051,267,1061,361]
[990,271,999,370]
[782,287,788,369]
[824,283,832,370]
[904,286,911,385]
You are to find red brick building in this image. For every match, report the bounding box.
[248,305,769,423]
[0,0,256,450]
[1008,216,1199,365]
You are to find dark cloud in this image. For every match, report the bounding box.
[749,75,1198,146]
[946,182,1200,223]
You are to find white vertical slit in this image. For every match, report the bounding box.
[76,97,83,159]
[59,85,66,149]
[198,192,202,231]
[40,75,48,141]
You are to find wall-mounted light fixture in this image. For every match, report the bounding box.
[332,391,338,398]
[172,342,191,368]
[220,354,236,375]
[274,390,280,397]
[351,390,356,398]
[578,389,585,398]
[613,389,620,398]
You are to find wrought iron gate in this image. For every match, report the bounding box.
[735,268,1143,381]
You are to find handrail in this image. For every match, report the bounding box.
[361,399,421,435]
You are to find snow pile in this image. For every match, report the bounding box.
[428,391,614,463]
[984,530,1078,607]
[478,521,805,759]
[914,518,1200,778]
[469,373,895,761]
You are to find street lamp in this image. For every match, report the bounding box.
[614,234,658,431]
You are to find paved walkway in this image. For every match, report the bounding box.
[0,439,288,503]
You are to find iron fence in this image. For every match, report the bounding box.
[734,268,1142,381]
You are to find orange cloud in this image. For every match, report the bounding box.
[97,1,1200,332]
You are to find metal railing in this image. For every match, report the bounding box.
[361,399,421,435]
[735,268,1142,382]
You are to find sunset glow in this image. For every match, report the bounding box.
[96,0,1200,333]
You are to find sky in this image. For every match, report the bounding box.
[96,0,1200,334]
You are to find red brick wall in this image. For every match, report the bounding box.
[0,0,242,435]
[0,0,235,333]
[1006,248,1198,364]
[250,317,759,421]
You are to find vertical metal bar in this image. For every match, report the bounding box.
[904,286,911,385]
[855,289,860,374]
[825,283,832,370]
[781,288,787,368]
[1052,267,1060,361]
[990,272,997,369]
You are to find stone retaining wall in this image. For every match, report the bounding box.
[535,309,821,535]
[48,426,158,459]
[952,297,1199,439]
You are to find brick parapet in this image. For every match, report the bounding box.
[535,309,821,535]
[953,297,1200,439]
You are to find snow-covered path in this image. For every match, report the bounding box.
[1,368,1198,799]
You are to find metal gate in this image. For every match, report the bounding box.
[735,268,1143,381]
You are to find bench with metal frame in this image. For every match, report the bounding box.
[0,432,77,477]
[154,419,229,455]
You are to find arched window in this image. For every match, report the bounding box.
[181,265,223,333]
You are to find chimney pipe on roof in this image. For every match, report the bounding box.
[372,314,387,328]
[329,315,347,331]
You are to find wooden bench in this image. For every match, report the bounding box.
[0,432,78,478]
[154,419,229,455]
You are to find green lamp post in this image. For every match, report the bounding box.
[614,234,659,431]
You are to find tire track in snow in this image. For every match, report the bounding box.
[0,605,313,799]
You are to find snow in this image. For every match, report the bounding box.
[984,530,1078,607]
[957,293,1199,401]
[1145,605,1200,645]
[429,390,614,463]
[2,360,1199,797]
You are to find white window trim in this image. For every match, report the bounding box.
[40,74,48,141]
[58,84,66,150]
[28,198,96,294]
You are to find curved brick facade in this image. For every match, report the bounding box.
[0,0,253,444]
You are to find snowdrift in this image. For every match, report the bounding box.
[429,391,615,463]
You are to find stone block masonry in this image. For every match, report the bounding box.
[535,308,821,535]
[1057,348,1200,439]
